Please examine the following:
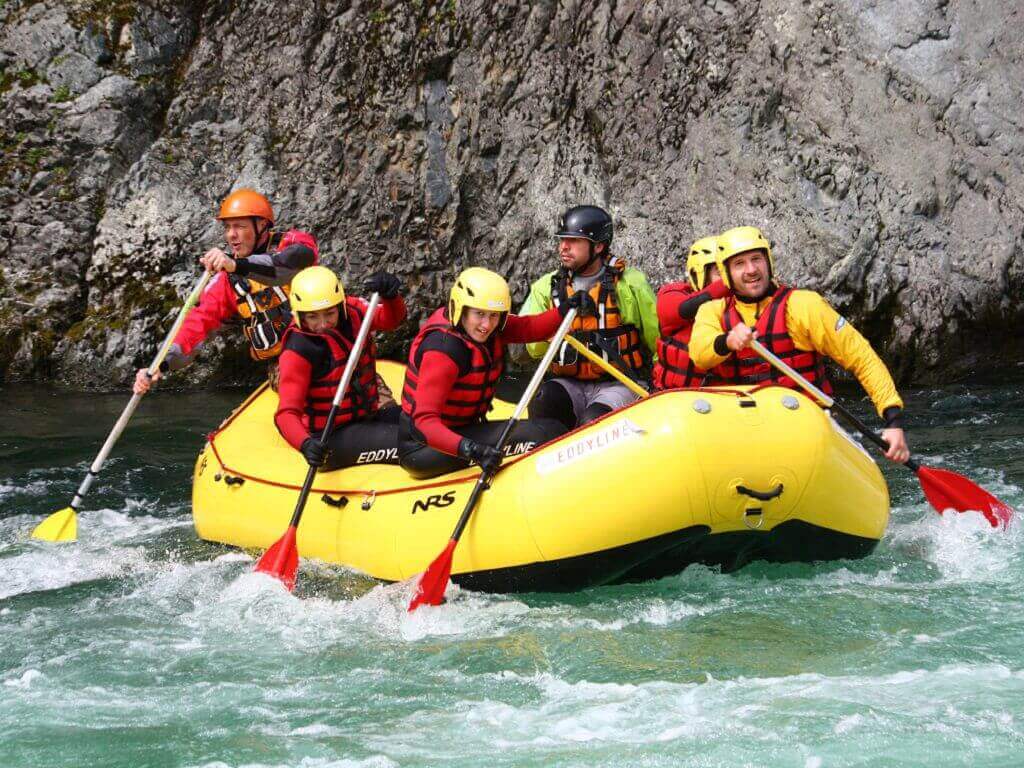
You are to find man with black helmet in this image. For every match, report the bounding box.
[520,205,659,428]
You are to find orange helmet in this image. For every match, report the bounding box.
[217,189,274,224]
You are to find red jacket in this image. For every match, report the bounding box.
[171,230,317,359]
[652,279,730,389]
[402,306,562,455]
[274,295,406,449]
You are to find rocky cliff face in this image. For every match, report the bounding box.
[2,0,1022,388]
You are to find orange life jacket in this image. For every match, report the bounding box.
[549,257,647,381]
[230,230,318,360]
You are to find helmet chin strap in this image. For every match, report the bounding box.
[578,240,604,275]
[251,217,271,255]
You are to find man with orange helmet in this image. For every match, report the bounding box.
[133,189,318,393]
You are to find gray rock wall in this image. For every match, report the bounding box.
[2,0,1021,388]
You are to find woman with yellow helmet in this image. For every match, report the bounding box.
[399,267,586,479]
[651,234,731,390]
[274,266,406,469]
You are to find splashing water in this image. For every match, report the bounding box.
[1,383,1022,767]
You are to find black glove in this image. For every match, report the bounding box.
[364,271,402,300]
[561,291,597,318]
[300,437,329,468]
[457,438,503,474]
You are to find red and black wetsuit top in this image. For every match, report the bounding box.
[274,294,407,450]
[401,306,562,455]
[652,279,730,390]
[704,285,833,393]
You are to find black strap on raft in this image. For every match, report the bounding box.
[736,483,784,501]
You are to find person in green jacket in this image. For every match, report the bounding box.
[520,205,659,428]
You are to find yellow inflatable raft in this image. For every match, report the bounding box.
[192,361,889,592]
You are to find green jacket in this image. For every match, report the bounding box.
[520,262,660,363]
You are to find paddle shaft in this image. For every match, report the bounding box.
[447,308,578,543]
[749,339,919,471]
[562,334,649,398]
[283,294,382,531]
[68,270,214,509]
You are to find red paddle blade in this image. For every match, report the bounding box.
[255,527,299,591]
[408,539,456,612]
[916,466,1014,529]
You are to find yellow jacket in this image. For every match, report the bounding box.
[690,288,903,417]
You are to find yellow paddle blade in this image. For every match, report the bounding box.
[31,507,77,542]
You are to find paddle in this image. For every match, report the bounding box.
[408,307,579,611]
[255,294,382,590]
[750,339,1013,528]
[31,270,214,542]
[562,334,649,398]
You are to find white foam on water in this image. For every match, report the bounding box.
[0,478,55,502]
[0,539,150,600]
[370,663,1024,754]
[186,757,397,768]
[833,712,865,734]
[0,504,193,599]
[288,723,346,737]
[888,503,1022,583]
[2,669,44,689]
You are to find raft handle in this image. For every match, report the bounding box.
[213,473,245,487]
[736,483,783,502]
[321,494,349,508]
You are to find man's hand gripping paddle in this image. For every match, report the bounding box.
[750,339,1013,528]
[407,308,579,611]
[255,294,382,590]
[31,270,214,542]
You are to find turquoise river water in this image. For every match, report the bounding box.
[1,382,1023,768]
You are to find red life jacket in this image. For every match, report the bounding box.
[653,285,702,389]
[402,307,504,427]
[281,299,378,431]
[705,285,833,392]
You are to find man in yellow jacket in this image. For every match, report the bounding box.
[689,225,910,464]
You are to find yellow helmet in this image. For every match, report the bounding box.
[449,267,511,330]
[685,235,719,290]
[290,266,346,322]
[715,226,774,289]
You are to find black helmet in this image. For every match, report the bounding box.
[556,205,613,246]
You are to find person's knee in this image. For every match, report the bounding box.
[580,402,613,425]
[523,417,568,443]
[399,442,463,480]
[399,450,441,480]
[531,381,576,430]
